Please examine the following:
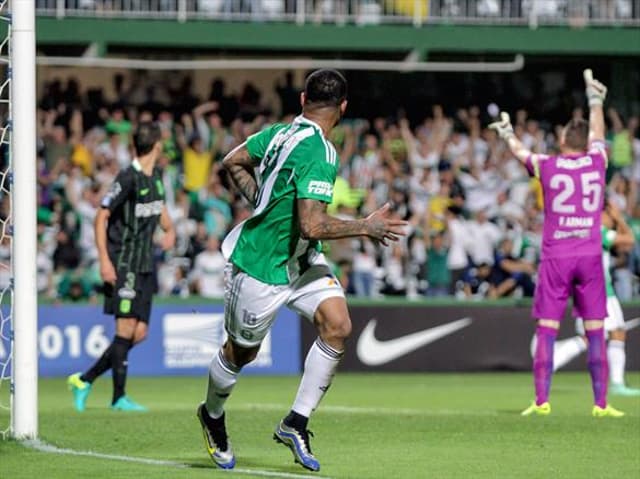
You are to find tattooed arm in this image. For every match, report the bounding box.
[222,142,260,207]
[298,200,408,246]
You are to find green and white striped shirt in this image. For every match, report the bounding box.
[222,116,339,285]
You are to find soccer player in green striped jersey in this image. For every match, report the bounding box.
[196,70,408,472]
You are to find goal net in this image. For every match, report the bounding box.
[0,0,37,441]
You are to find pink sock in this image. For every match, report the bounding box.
[533,326,557,406]
[586,328,608,408]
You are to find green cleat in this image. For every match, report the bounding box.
[67,373,91,412]
[111,396,148,412]
[592,404,624,418]
[610,384,640,397]
[521,401,551,416]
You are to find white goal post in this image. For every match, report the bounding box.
[11,0,37,440]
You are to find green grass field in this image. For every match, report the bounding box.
[1,373,639,479]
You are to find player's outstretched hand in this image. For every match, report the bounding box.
[364,203,409,247]
[583,69,607,107]
[488,112,515,140]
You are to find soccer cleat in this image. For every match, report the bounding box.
[111,396,148,412]
[67,373,91,412]
[610,384,640,397]
[273,420,320,472]
[196,403,235,470]
[521,401,551,416]
[592,404,625,418]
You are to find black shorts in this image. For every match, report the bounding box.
[104,271,154,322]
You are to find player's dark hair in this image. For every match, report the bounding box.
[133,121,162,156]
[563,118,589,151]
[304,69,347,109]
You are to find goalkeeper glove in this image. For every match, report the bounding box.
[583,69,607,107]
[488,112,515,141]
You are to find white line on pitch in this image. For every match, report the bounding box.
[233,403,498,416]
[22,439,333,479]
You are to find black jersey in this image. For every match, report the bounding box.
[101,160,165,273]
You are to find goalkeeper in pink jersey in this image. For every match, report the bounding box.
[490,70,624,417]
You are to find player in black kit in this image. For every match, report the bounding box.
[68,122,175,412]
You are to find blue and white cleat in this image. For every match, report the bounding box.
[197,403,236,470]
[610,384,640,397]
[67,372,91,412]
[111,395,148,412]
[273,420,320,472]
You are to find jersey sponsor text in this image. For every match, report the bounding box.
[307,180,333,197]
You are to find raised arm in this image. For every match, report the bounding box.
[489,112,531,164]
[192,101,219,147]
[298,200,407,246]
[222,142,260,207]
[583,69,607,143]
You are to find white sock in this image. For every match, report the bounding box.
[552,336,587,371]
[607,340,625,386]
[291,338,343,417]
[205,350,240,419]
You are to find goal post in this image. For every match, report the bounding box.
[11,0,37,440]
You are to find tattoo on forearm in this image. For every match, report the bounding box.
[227,162,258,207]
[299,199,365,240]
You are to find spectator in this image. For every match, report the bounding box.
[461,262,492,300]
[352,240,377,297]
[276,71,300,117]
[191,236,226,298]
[489,238,536,298]
[466,209,502,266]
[178,128,214,195]
[425,231,451,297]
[445,205,469,294]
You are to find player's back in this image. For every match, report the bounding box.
[531,143,606,259]
[222,116,338,285]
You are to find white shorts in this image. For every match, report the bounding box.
[223,259,345,347]
[575,296,625,335]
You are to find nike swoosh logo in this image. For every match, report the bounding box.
[356,317,473,366]
[140,188,149,195]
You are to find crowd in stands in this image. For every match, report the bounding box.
[12,72,640,302]
[36,0,639,22]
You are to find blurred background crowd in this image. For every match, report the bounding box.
[10,71,640,302]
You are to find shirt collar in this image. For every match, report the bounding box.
[295,115,323,133]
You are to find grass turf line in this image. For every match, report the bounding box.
[1,373,639,479]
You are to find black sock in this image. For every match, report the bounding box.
[284,410,308,431]
[202,404,225,429]
[111,335,133,404]
[81,344,115,384]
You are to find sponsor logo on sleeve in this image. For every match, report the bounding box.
[307,180,333,197]
[101,181,122,207]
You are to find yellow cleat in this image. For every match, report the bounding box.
[521,401,551,416]
[592,404,625,418]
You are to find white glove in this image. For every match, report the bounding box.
[583,69,607,107]
[488,112,515,140]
